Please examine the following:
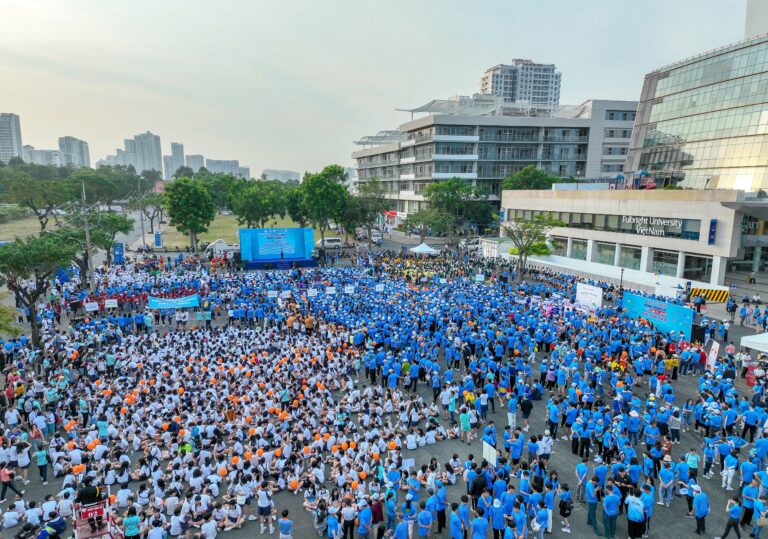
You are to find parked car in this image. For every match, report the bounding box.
[315,237,343,249]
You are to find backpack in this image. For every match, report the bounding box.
[559,498,574,517]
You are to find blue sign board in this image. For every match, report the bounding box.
[239,228,314,262]
[707,219,717,246]
[154,231,163,248]
[623,292,694,340]
[148,294,200,309]
[499,209,505,221]
[112,242,124,264]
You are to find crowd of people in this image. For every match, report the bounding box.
[0,250,765,539]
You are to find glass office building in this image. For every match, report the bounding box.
[626,34,768,190]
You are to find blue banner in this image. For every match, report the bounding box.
[154,231,163,248]
[623,292,693,340]
[112,242,125,264]
[148,294,200,309]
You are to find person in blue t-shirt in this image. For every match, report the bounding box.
[278,510,293,539]
[690,484,708,536]
[602,483,620,539]
[470,508,489,539]
[417,502,433,538]
[449,503,464,539]
[717,496,743,539]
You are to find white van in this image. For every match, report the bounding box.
[315,237,343,249]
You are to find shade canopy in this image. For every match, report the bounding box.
[409,242,440,255]
[741,332,768,353]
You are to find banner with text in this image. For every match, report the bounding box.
[623,292,693,340]
[575,283,603,310]
[148,294,200,309]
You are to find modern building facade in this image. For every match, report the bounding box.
[625,33,768,191]
[479,59,561,110]
[746,0,768,40]
[97,131,162,175]
[205,159,249,178]
[0,113,22,163]
[353,98,636,220]
[22,145,64,167]
[262,169,300,182]
[163,142,185,179]
[58,136,90,168]
[185,154,205,172]
[499,189,745,286]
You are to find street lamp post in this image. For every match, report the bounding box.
[620,266,625,291]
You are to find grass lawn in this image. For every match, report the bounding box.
[0,216,45,240]
[158,215,326,249]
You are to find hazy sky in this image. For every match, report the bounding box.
[1,0,747,175]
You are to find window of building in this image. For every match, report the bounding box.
[683,254,713,282]
[594,242,616,265]
[571,239,588,260]
[619,246,642,270]
[550,237,567,256]
[652,249,678,276]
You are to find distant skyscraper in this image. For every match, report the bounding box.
[163,142,185,179]
[58,136,90,168]
[22,145,64,167]
[186,154,205,172]
[746,0,768,39]
[0,113,22,163]
[100,131,162,174]
[206,159,249,178]
[261,169,300,182]
[479,59,561,110]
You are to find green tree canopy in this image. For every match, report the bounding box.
[404,209,452,243]
[502,165,561,190]
[302,169,349,244]
[284,185,310,228]
[503,214,564,280]
[232,180,285,228]
[424,178,495,240]
[91,212,134,264]
[356,178,388,245]
[0,233,78,345]
[164,178,216,251]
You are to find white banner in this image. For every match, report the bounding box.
[267,290,278,299]
[374,284,385,292]
[344,285,355,294]
[576,283,603,310]
[84,302,99,312]
[482,441,497,467]
[104,299,118,309]
[326,287,336,295]
[475,274,484,282]
[307,288,318,298]
[280,290,292,299]
[707,341,720,370]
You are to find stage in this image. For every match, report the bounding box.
[239,228,317,270]
[243,258,318,270]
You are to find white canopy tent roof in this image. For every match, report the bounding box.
[741,332,768,353]
[409,242,440,255]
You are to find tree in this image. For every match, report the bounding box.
[424,178,494,241]
[318,164,348,184]
[284,185,310,228]
[0,295,19,338]
[502,165,561,190]
[404,209,451,243]
[232,181,285,228]
[7,157,24,167]
[0,234,77,346]
[51,227,95,290]
[174,166,194,179]
[356,178,388,246]
[302,169,349,245]
[5,176,74,231]
[91,212,134,265]
[337,197,367,243]
[71,168,120,206]
[164,178,216,251]
[195,172,240,211]
[133,192,165,233]
[503,214,564,281]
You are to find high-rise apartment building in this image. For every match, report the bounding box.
[98,131,162,174]
[163,142,185,179]
[22,145,64,167]
[205,158,249,178]
[185,154,205,172]
[479,59,561,110]
[58,136,90,168]
[0,113,22,163]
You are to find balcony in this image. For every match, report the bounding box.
[400,156,416,164]
[432,153,478,161]
[541,136,589,143]
[433,134,480,143]
[433,172,477,180]
[400,173,415,180]
[401,139,416,147]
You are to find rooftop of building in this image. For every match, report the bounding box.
[650,32,768,75]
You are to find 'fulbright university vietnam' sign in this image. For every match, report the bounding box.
[621,215,683,237]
